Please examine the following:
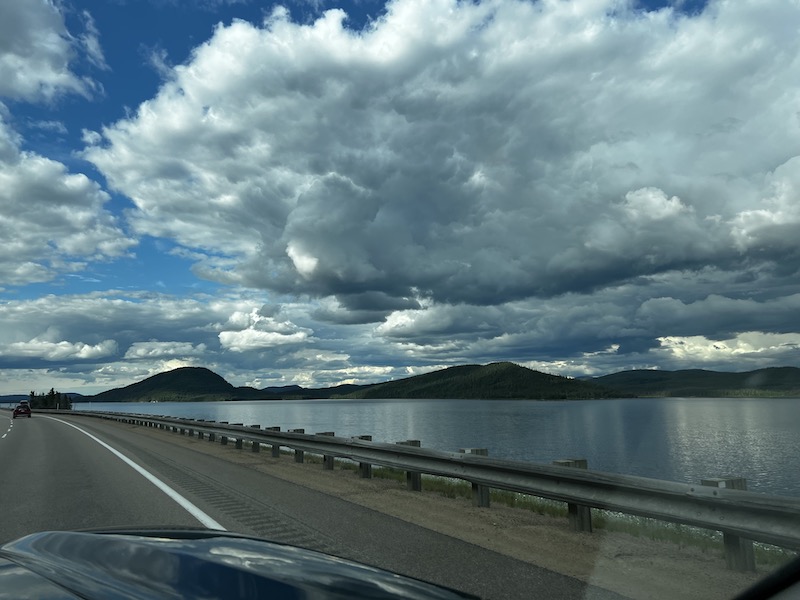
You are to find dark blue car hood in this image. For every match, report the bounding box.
[0,529,477,599]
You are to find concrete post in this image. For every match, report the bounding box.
[397,440,422,491]
[317,432,335,470]
[701,477,756,572]
[250,425,261,452]
[553,459,592,533]
[265,427,281,457]
[460,448,490,507]
[358,436,373,478]
[290,429,305,462]
[228,423,243,449]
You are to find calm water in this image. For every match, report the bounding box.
[76,397,800,497]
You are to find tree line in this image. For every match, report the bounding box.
[29,388,72,410]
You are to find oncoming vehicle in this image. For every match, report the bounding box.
[12,402,31,419]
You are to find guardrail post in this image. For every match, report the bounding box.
[290,429,305,462]
[317,432,335,469]
[208,432,216,442]
[249,425,261,452]
[265,427,281,457]
[231,424,243,449]
[397,440,422,491]
[553,459,592,532]
[701,477,756,572]
[460,448,490,507]
[357,436,373,478]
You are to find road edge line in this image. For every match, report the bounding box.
[43,416,226,531]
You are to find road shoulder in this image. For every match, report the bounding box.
[95,419,770,600]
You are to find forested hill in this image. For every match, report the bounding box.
[89,367,243,402]
[65,363,800,403]
[592,367,800,397]
[340,362,617,400]
[79,363,616,402]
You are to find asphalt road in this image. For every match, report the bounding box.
[0,411,628,599]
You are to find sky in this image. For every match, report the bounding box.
[1,0,799,395]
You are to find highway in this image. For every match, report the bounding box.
[0,411,627,599]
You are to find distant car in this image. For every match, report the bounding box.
[12,403,31,418]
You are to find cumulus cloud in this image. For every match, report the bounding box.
[83,0,800,316]
[218,307,312,351]
[0,0,95,100]
[219,328,310,352]
[0,114,136,285]
[124,341,208,359]
[0,1,129,287]
[0,292,319,387]
[656,332,800,369]
[4,0,800,392]
[2,338,117,361]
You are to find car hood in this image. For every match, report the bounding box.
[0,529,477,599]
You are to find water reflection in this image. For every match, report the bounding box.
[78,397,800,496]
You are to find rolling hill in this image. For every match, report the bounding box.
[339,362,617,400]
[592,367,800,397]
[51,363,800,404]
[78,362,616,402]
[89,367,247,403]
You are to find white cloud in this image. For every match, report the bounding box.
[78,10,108,71]
[124,341,207,359]
[82,0,800,314]
[218,305,312,351]
[4,0,800,393]
[0,115,136,285]
[29,119,68,134]
[0,1,128,287]
[656,333,800,367]
[219,328,309,352]
[622,188,690,222]
[81,129,102,145]
[0,0,95,100]
[286,242,319,279]
[2,338,117,361]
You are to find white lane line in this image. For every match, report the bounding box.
[44,416,226,531]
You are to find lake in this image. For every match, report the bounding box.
[76,396,800,497]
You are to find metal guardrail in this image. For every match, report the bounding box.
[41,409,800,562]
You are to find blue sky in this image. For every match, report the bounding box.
[2,0,799,395]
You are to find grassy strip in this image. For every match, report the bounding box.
[306,456,797,567]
